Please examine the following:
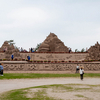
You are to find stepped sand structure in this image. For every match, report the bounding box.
[86,42,100,60]
[5,44,21,60]
[0,41,21,60]
[0,41,9,52]
[38,33,69,52]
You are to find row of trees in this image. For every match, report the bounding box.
[75,48,87,52]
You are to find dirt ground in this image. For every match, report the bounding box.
[0,77,100,100]
[26,84,100,100]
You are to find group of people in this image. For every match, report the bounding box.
[29,48,35,52]
[11,54,31,61]
[76,64,84,80]
[0,63,3,76]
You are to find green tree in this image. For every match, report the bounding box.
[35,43,41,51]
[6,40,15,45]
[6,40,19,49]
[75,49,80,52]
[75,49,78,52]
[81,48,85,52]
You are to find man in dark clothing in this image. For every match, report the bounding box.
[27,56,31,61]
[0,63,3,76]
[11,54,14,60]
[31,48,33,52]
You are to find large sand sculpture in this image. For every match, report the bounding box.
[38,33,69,52]
[86,42,100,60]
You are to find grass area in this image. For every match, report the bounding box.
[0,89,31,100]
[0,84,99,100]
[75,94,84,97]
[0,73,100,79]
[50,84,73,91]
[0,87,61,100]
[74,87,91,91]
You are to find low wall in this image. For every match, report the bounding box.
[0,52,89,61]
[1,61,100,71]
[20,52,88,61]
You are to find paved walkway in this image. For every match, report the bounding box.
[0,78,100,94]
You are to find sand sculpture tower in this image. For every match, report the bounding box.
[5,45,13,60]
[0,41,9,52]
[85,42,100,60]
[38,33,69,52]
[5,44,21,60]
[0,41,21,60]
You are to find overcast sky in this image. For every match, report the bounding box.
[0,0,100,51]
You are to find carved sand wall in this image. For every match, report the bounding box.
[2,62,100,71]
[0,52,88,61]
[20,53,88,61]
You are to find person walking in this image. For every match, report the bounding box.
[0,63,3,76]
[80,67,84,80]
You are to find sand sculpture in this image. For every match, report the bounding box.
[0,41,9,52]
[0,35,100,62]
[0,41,21,60]
[5,45,21,60]
[38,33,69,52]
[85,42,100,60]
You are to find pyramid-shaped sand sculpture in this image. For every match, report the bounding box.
[0,41,21,60]
[38,33,69,52]
[85,42,100,60]
[0,41,10,51]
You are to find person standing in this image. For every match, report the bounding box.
[0,63,3,76]
[76,64,79,73]
[0,67,1,75]
[31,48,33,52]
[27,56,30,61]
[80,67,84,80]
[11,54,14,60]
[69,48,72,53]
